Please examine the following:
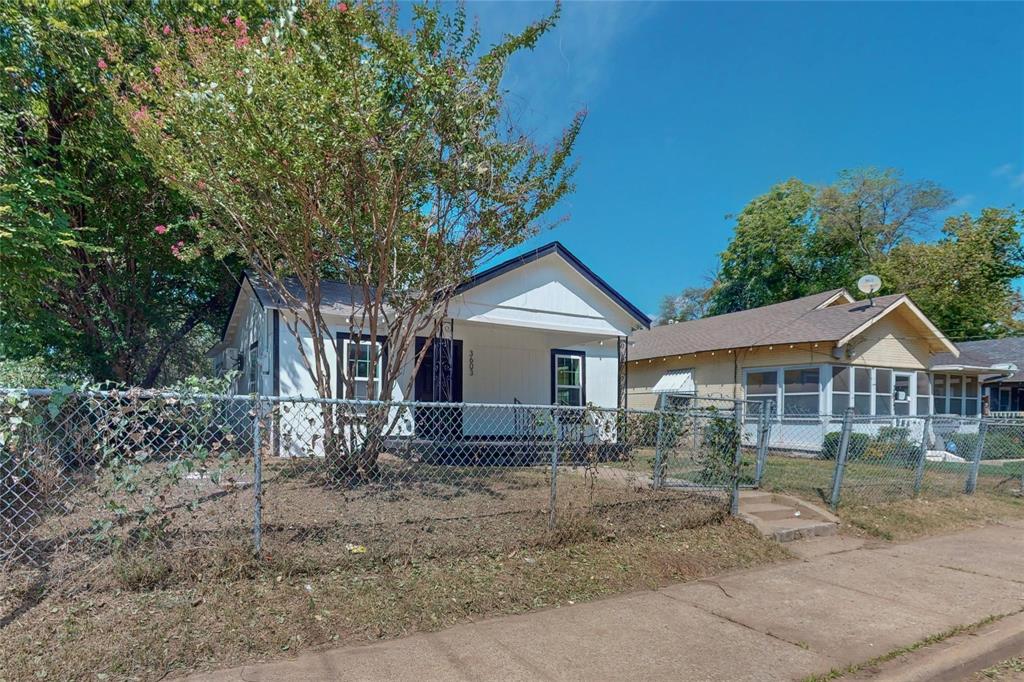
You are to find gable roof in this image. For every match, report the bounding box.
[220,242,649,345]
[934,337,1024,381]
[455,242,651,328]
[629,289,957,361]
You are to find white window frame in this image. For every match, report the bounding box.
[743,364,824,419]
[915,371,932,416]
[829,365,929,416]
[553,352,584,407]
[343,338,384,400]
[931,373,980,416]
[829,366,851,416]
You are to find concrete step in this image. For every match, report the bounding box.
[761,517,838,543]
[737,490,840,543]
[743,502,809,522]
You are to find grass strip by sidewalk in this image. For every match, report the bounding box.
[975,655,1024,680]
[0,518,789,682]
[838,494,1024,541]
[802,610,1023,682]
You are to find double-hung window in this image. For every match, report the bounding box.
[552,351,584,407]
[342,338,384,400]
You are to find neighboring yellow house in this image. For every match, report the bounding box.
[627,288,1004,420]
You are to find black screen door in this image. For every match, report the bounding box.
[414,337,463,439]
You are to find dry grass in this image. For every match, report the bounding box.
[837,493,1024,541]
[0,518,788,681]
[974,656,1024,680]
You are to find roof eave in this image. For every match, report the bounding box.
[836,296,959,356]
[455,242,652,329]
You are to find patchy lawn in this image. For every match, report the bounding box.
[838,494,1024,541]
[756,451,1023,507]
[0,518,788,681]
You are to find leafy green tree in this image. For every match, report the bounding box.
[0,2,265,386]
[657,286,709,324]
[705,169,959,318]
[706,179,818,315]
[813,167,953,279]
[110,1,582,479]
[880,208,1024,338]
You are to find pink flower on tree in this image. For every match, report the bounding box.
[234,36,250,48]
[234,17,247,31]
[338,2,348,12]
[153,65,161,75]
[163,24,172,35]
[171,240,185,258]
[154,224,168,235]
[97,58,107,70]
[196,180,207,191]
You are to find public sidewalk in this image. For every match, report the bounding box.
[190,521,1024,682]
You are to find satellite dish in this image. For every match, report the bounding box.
[857,274,881,295]
[857,274,882,306]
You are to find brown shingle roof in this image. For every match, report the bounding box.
[630,290,906,361]
[933,338,1024,381]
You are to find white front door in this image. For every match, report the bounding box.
[894,372,912,416]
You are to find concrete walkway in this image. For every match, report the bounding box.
[190,521,1024,682]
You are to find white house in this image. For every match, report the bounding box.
[209,242,650,447]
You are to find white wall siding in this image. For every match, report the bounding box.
[447,252,637,337]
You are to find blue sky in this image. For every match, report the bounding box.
[467,1,1024,317]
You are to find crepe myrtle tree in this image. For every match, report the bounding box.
[108,1,582,481]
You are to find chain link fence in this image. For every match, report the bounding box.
[751,406,1024,508]
[1,389,748,586]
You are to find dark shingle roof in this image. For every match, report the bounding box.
[933,338,1024,381]
[247,273,368,314]
[629,290,907,361]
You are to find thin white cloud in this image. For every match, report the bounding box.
[470,2,657,138]
[952,194,975,209]
[992,162,1014,177]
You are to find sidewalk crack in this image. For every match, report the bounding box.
[937,563,1024,586]
[659,589,811,652]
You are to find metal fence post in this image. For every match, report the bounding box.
[730,401,743,516]
[829,407,855,511]
[652,409,666,490]
[548,415,559,529]
[965,419,987,495]
[252,395,263,556]
[754,405,771,487]
[912,415,932,497]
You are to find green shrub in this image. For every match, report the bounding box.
[821,431,870,460]
[697,410,738,484]
[948,431,1024,460]
[869,426,919,464]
